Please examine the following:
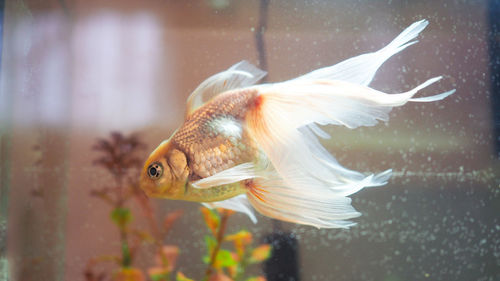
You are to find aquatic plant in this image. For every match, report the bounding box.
[85,132,271,281]
[149,207,272,281]
[195,208,271,281]
[85,132,182,281]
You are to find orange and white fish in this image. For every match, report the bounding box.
[140,20,455,228]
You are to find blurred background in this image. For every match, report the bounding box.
[1,0,499,281]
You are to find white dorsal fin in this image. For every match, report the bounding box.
[202,194,257,223]
[186,61,267,115]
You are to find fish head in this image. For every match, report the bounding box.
[140,140,189,199]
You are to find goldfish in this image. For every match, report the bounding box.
[140,20,455,228]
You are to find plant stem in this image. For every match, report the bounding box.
[121,231,131,267]
[202,210,230,281]
[233,251,249,281]
[115,175,132,267]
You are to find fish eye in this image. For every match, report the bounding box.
[147,162,163,179]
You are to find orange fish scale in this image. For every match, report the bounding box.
[172,88,260,180]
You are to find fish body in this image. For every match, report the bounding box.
[142,88,261,202]
[140,20,455,228]
[174,89,260,181]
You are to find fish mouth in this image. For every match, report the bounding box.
[139,173,157,198]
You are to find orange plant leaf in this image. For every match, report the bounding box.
[163,210,183,234]
[176,272,194,281]
[155,245,179,270]
[226,230,252,257]
[209,272,233,281]
[225,230,252,244]
[227,264,237,279]
[250,244,272,263]
[200,207,220,236]
[217,208,235,217]
[113,267,145,281]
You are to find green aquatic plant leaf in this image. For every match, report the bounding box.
[214,249,237,269]
[111,207,133,227]
[205,235,217,254]
[121,241,132,267]
[204,248,237,269]
[245,276,266,281]
[203,235,217,264]
[150,270,170,281]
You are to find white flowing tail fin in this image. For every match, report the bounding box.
[244,78,454,228]
[242,20,455,229]
[246,174,363,229]
[297,19,429,86]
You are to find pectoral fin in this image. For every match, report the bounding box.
[191,162,261,189]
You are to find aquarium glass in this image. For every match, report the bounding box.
[0,1,498,281]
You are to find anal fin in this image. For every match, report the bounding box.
[202,194,257,223]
